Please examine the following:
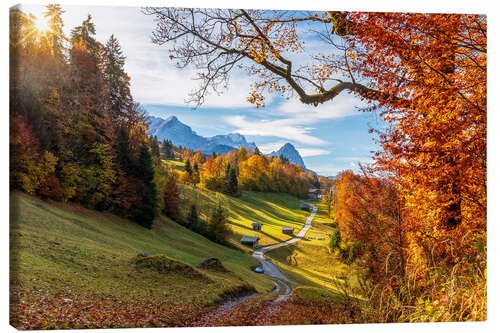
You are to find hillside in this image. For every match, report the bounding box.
[264,201,361,296]
[9,192,276,329]
[177,186,311,251]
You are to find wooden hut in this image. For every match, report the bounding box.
[308,188,321,199]
[251,222,262,231]
[300,203,311,211]
[240,236,259,248]
[282,227,294,235]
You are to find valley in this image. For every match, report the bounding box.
[10,187,352,329]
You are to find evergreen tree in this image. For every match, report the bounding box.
[70,14,99,59]
[162,139,173,159]
[150,136,160,162]
[207,202,228,244]
[43,4,66,61]
[254,146,261,155]
[228,167,238,196]
[116,125,132,174]
[223,164,238,196]
[279,155,289,165]
[187,203,198,227]
[133,143,157,228]
[185,159,193,175]
[224,163,231,179]
[102,34,132,121]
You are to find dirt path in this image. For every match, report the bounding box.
[252,204,317,301]
[196,204,316,325]
[191,292,257,326]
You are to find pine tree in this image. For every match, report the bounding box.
[102,34,132,121]
[228,167,238,196]
[207,202,228,243]
[254,147,261,155]
[43,4,66,61]
[70,14,99,59]
[116,125,132,174]
[185,159,193,175]
[150,136,160,162]
[133,143,157,229]
[187,203,198,227]
[162,139,173,159]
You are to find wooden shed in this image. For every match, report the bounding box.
[282,227,294,235]
[300,203,311,212]
[240,236,259,248]
[308,188,321,199]
[251,222,262,231]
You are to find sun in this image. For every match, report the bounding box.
[34,15,50,32]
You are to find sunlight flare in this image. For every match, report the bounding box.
[34,15,49,32]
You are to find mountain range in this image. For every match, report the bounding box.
[146,115,257,155]
[146,115,313,173]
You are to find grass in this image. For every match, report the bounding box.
[264,200,362,296]
[9,192,275,308]
[178,185,310,251]
[162,159,186,172]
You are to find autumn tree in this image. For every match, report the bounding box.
[144,9,486,320]
[163,173,179,220]
[334,169,407,282]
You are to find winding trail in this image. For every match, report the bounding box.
[196,203,316,325]
[252,204,317,301]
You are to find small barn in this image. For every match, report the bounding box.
[251,222,262,231]
[308,188,321,199]
[240,236,259,248]
[300,203,311,212]
[282,227,294,235]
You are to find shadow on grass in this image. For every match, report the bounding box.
[228,222,283,244]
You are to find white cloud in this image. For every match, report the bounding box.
[296,148,330,157]
[258,141,288,154]
[226,115,325,145]
[223,91,363,145]
[275,91,362,121]
[257,142,330,157]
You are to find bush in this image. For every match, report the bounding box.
[329,228,341,251]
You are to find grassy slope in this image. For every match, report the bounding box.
[178,185,310,251]
[10,192,275,308]
[264,200,361,297]
[163,159,185,172]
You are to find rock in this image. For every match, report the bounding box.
[196,257,228,272]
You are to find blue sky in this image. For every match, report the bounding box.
[18,3,381,176]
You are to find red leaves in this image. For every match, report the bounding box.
[193,294,362,327]
[10,288,206,330]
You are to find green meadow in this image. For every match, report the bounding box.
[178,185,310,251]
[10,192,275,307]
